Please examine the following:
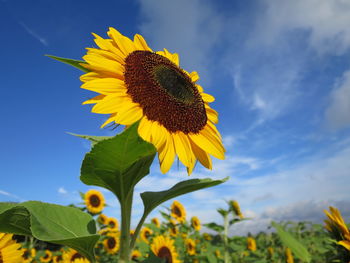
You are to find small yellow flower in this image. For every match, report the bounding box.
[169,226,178,237]
[0,233,23,263]
[53,254,64,263]
[103,233,120,254]
[63,249,87,262]
[203,233,212,241]
[22,248,36,263]
[131,250,142,261]
[97,213,108,224]
[152,217,161,228]
[170,200,186,223]
[151,235,180,263]
[84,189,105,214]
[191,216,201,231]
[140,227,153,244]
[267,247,274,257]
[247,237,256,251]
[106,217,119,230]
[40,249,52,262]
[285,247,294,263]
[230,200,243,219]
[186,239,196,256]
[215,249,221,258]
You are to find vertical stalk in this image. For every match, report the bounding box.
[223,214,230,263]
[118,191,133,263]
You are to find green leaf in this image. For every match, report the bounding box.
[271,221,311,263]
[140,177,228,221]
[80,122,156,202]
[204,222,225,233]
[0,201,99,262]
[68,132,114,147]
[46,55,89,72]
[141,252,166,263]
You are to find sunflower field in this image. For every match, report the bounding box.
[1,190,349,263]
[0,27,349,263]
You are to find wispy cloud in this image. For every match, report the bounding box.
[0,189,22,201]
[325,70,350,130]
[18,21,48,46]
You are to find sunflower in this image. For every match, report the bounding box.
[40,249,53,263]
[97,213,108,225]
[230,200,243,219]
[267,247,274,257]
[22,248,36,263]
[80,27,225,175]
[170,200,186,223]
[285,248,294,263]
[63,249,86,262]
[214,249,221,258]
[247,237,256,251]
[324,206,350,250]
[203,233,212,241]
[151,217,161,228]
[106,217,119,230]
[131,250,141,261]
[140,227,153,244]
[151,235,180,263]
[53,254,64,263]
[103,233,120,254]
[0,233,23,263]
[84,189,105,214]
[191,216,201,231]
[185,239,196,256]
[169,226,178,237]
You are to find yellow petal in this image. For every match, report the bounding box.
[108,27,136,56]
[159,132,176,174]
[190,139,212,170]
[91,95,131,114]
[201,93,215,103]
[173,132,194,169]
[189,128,225,160]
[113,105,143,125]
[81,78,127,95]
[86,47,124,64]
[134,34,152,51]
[138,117,154,142]
[189,71,199,82]
[150,122,167,150]
[196,84,204,93]
[82,94,106,105]
[100,113,117,128]
[171,53,179,66]
[206,107,219,124]
[338,240,350,250]
[80,72,104,82]
[82,54,124,78]
[92,33,125,62]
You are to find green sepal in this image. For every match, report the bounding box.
[0,201,99,262]
[46,55,89,72]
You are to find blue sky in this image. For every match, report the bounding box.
[1,0,350,234]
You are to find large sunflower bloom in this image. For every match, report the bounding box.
[0,233,23,263]
[84,189,105,214]
[151,235,180,263]
[80,27,225,175]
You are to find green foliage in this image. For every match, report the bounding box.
[0,201,99,262]
[46,55,89,72]
[272,221,312,262]
[140,177,228,221]
[80,122,156,202]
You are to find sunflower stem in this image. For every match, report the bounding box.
[130,212,148,250]
[119,191,133,263]
[223,213,230,263]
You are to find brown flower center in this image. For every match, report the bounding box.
[71,252,83,261]
[107,237,116,249]
[172,205,182,218]
[157,246,173,263]
[89,194,101,207]
[124,51,207,134]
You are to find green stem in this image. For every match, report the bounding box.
[130,212,148,250]
[223,214,230,263]
[118,191,133,263]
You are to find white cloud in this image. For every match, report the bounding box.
[18,21,48,46]
[325,70,350,130]
[58,187,67,194]
[259,0,350,55]
[0,190,22,201]
[138,0,223,85]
